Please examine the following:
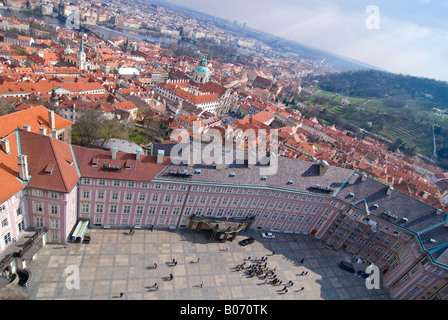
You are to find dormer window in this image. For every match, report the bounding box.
[44,163,55,175]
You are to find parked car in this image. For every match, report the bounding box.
[261,232,276,239]
[238,237,255,246]
[357,270,371,279]
[339,261,356,274]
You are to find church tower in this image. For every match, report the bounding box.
[192,56,211,84]
[77,37,86,71]
[50,88,59,107]
[58,0,65,16]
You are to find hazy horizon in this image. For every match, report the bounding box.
[159,0,448,82]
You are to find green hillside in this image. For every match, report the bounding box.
[300,70,448,168]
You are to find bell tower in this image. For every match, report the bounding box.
[77,37,86,70]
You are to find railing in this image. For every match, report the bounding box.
[0,229,46,270]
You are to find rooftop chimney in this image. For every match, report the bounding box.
[215,156,223,170]
[136,147,142,162]
[111,147,117,160]
[39,126,47,136]
[318,160,329,176]
[156,149,164,164]
[188,148,195,167]
[23,124,31,132]
[1,139,10,154]
[348,173,359,184]
[48,110,55,130]
[17,155,30,181]
[248,150,256,169]
[386,185,394,196]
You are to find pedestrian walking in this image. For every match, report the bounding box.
[199,281,203,288]
[301,258,304,264]
[120,292,124,298]
[153,262,157,269]
[197,257,200,263]
[169,273,173,280]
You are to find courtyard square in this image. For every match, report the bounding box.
[22,228,391,300]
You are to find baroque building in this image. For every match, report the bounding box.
[0,108,447,300]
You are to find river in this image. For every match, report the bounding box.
[0,9,66,28]
[0,9,176,45]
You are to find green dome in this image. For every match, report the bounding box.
[195,65,211,74]
[64,45,73,54]
[195,56,210,74]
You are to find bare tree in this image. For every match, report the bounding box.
[72,109,104,147]
[0,99,15,116]
[99,118,128,148]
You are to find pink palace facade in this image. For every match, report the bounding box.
[0,126,448,300]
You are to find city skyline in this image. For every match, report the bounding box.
[161,0,448,82]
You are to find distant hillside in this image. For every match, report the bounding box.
[308,70,448,109]
[301,70,448,169]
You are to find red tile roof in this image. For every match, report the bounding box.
[72,146,171,182]
[19,130,80,193]
[0,131,26,203]
[116,101,138,111]
[0,106,73,138]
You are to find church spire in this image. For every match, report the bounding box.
[77,36,86,70]
[79,36,84,54]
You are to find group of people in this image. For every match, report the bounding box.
[233,256,306,294]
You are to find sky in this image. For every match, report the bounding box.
[162,0,448,82]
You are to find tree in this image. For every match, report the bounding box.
[0,100,15,116]
[12,47,28,56]
[389,138,403,152]
[136,106,156,127]
[98,119,128,148]
[72,109,104,147]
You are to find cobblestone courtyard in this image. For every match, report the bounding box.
[21,228,391,300]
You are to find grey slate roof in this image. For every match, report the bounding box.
[152,143,448,266]
[336,175,447,235]
[154,143,353,194]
